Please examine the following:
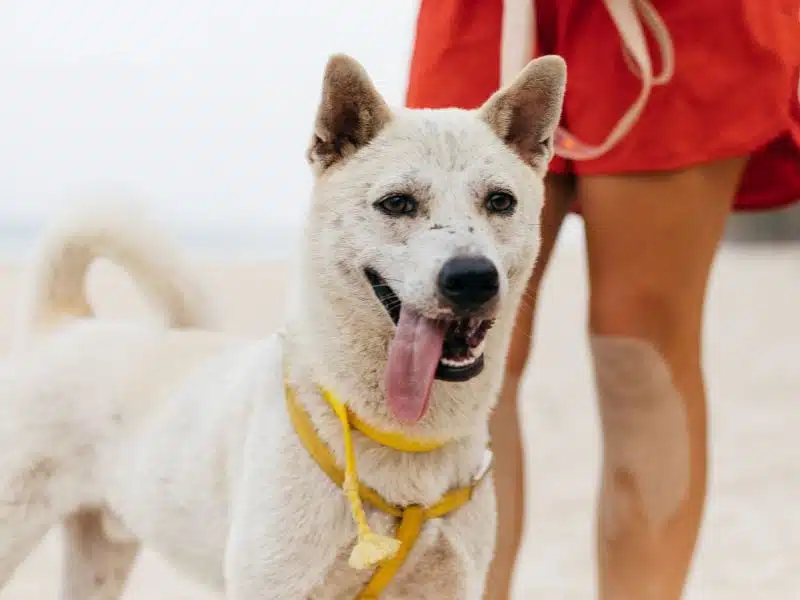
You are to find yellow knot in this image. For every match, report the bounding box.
[349,532,401,570]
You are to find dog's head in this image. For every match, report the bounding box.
[300,54,565,432]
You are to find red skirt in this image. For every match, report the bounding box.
[406,0,800,211]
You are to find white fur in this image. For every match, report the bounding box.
[0,54,565,599]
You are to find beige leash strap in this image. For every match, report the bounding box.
[501,0,675,160]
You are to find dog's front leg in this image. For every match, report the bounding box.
[224,422,354,599]
[225,475,352,599]
[443,477,498,600]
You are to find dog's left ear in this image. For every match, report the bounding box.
[308,54,392,173]
[480,55,566,170]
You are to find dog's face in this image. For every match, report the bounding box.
[304,54,565,427]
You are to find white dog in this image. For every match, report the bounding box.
[0,53,565,599]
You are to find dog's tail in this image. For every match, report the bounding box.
[20,198,213,335]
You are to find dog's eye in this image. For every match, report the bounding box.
[485,191,516,215]
[376,194,417,216]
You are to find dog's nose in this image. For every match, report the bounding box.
[437,256,500,312]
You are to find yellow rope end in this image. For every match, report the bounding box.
[343,473,400,569]
[330,394,403,570]
[349,532,401,570]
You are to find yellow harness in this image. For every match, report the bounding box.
[285,383,493,599]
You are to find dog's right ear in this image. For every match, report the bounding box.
[307,54,392,173]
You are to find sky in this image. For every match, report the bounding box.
[0,0,582,257]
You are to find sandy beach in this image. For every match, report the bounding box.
[0,239,798,599]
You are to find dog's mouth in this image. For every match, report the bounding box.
[365,268,492,380]
[365,268,493,424]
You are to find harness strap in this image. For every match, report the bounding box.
[284,384,492,598]
[356,506,424,600]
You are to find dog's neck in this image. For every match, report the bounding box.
[281,352,490,507]
[317,385,449,452]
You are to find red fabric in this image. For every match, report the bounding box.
[406,0,800,211]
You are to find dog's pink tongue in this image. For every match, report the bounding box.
[384,307,446,423]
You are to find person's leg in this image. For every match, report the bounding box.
[484,173,575,600]
[579,157,747,599]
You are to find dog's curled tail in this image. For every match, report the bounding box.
[21,198,213,334]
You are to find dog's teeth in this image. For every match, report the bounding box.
[440,355,479,368]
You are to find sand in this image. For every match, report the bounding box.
[0,239,798,599]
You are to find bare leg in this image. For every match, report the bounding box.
[60,510,140,600]
[579,157,747,599]
[484,174,575,600]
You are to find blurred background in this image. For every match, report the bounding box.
[1,0,797,258]
[0,1,797,599]
[0,0,425,259]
